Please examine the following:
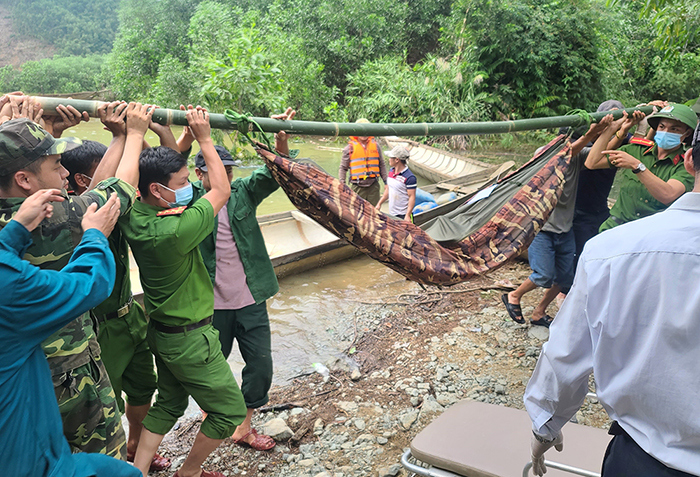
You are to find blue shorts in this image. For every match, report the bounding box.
[527,229,575,293]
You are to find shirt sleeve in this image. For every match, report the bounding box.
[378,148,387,183]
[0,219,32,257]
[339,145,351,183]
[241,166,280,207]
[4,228,115,344]
[174,198,215,254]
[405,174,417,189]
[83,177,137,216]
[670,164,694,192]
[523,256,594,439]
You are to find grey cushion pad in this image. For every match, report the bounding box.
[410,400,611,477]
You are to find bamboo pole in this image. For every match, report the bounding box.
[33,96,653,137]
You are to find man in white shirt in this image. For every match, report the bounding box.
[523,140,700,476]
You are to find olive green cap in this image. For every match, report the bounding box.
[647,103,698,131]
[0,118,82,176]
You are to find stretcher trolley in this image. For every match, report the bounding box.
[400,400,611,477]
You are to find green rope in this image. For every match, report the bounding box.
[224,109,274,151]
[565,109,594,127]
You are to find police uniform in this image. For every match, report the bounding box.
[119,198,246,440]
[92,228,156,415]
[600,137,693,232]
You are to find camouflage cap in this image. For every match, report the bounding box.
[647,103,698,131]
[0,118,82,176]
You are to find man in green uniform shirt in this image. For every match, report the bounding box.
[585,103,697,231]
[60,100,170,471]
[119,105,246,477]
[0,104,140,458]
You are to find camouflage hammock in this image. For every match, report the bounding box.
[255,136,572,286]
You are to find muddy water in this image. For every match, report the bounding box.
[65,120,505,383]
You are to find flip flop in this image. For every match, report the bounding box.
[531,315,554,328]
[174,470,225,477]
[232,428,276,451]
[501,293,525,324]
[126,451,171,471]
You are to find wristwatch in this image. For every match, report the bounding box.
[632,163,647,174]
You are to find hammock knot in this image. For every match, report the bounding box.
[565,109,594,127]
[224,109,273,150]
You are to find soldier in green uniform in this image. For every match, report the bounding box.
[585,103,698,231]
[119,105,246,477]
[0,110,141,458]
[61,101,170,471]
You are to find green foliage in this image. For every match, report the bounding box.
[107,0,202,100]
[151,55,197,107]
[0,55,106,94]
[444,0,606,117]
[200,24,285,116]
[607,0,700,58]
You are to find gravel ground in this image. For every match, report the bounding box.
[151,259,610,477]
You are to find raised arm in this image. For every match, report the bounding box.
[117,102,154,187]
[148,107,180,151]
[87,101,128,191]
[272,107,296,156]
[585,114,621,170]
[187,107,230,214]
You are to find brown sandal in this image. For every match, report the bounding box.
[126,451,172,471]
[232,428,276,451]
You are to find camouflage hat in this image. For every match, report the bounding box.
[385,145,410,161]
[0,118,82,176]
[647,103,698,131]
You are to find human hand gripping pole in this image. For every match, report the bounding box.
[530,431,564,476]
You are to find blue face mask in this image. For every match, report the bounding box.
[654,131,683,150]
[158,182,193,208]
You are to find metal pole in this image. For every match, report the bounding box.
[33,96,653,137]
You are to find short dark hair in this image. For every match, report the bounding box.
[138,146,188,198]
[0,155,49,191]
[61,140,107,190]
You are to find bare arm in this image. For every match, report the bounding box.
[148,108,179,150]
[585,114,620,170]
[602,149,686,205]
[272,107,296,156]
[376,186,389,210]
[87,101,128,191]
[404,188,416,221]
[188,107,230,213]
[117,103,154,187]
[175,105,196,153]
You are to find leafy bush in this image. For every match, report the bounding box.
[0,55,106,94]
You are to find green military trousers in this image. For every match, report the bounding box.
[53,341,127,459]
[213,301,273,409]
[143,322,247,440]
[96,301,157,413]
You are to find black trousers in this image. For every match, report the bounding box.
[601,422,697,477]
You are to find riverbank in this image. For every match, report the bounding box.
[151,258,609,477]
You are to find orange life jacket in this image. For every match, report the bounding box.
[349,137,381,181]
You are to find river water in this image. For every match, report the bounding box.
[66,120,512,384]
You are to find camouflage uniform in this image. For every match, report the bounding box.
[0,119,137,459]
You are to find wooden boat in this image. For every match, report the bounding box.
[383,136,496,183]
[129,161,514,298]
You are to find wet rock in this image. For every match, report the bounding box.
[337,401,358,413]
[528,326,549,341]
[377,464,402,477]
[410,396,422,407]
[354,418,366,431]
[351,368,362,381]
[262,418,293,441]
[290,407,305,416]
[420,396,444,414]
[495,384,507,395]
[377,436,388,445]
[399,410,419,430]
[313,418,325,435]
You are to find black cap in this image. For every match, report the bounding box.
[194,145,238,171]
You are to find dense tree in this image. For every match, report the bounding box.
[0,56,106,94]
[0,0,120,56]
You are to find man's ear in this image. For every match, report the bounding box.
[194,168,204,180]
[149,182,161,200]
[13,170,33,193]
[74,173,88,189]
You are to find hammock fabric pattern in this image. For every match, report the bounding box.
[255,136,572,286]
